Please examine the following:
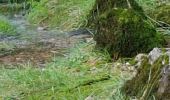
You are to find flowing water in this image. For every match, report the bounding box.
[0,12,91,68]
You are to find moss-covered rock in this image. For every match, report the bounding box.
[92,9,164,58]
[87,0,165,58]
[87,0,144,27]
[157,65,170,100]
[122,55,169,99]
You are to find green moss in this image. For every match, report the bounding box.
[93,8,164,58]
[86,0,165,58]
[87,0,144,27]
[122,55,169,99]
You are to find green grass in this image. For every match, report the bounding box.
[0,42,130,99]
[136,0,156,11]
[0,3,23,15]
[0,15,16,36]
[27,0,95,31]
[136,0,170,13]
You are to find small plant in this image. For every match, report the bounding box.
[0,16,16,36]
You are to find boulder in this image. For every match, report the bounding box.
[87,0,165,58]
[157,65,170,100]
[148,48,162,64]
[122,48,170,100]
[148,48,170,65]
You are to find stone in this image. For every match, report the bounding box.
[157,65,170,100]
[148,48,162,64]
[87,0,164,58]
[122,49,170,99]
[135,53,148,67]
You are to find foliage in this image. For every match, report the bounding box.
[0,3,23,14]
[135,0,157,12]
[0,0,40,3]
[153,5,170,25]
[0,42,129,99]
[136,0,170,12]
[27,0,95,31]
[0,16,16,36]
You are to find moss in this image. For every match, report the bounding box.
[87,0,144,27]
[122,55,169,99]
[87,0,165,58]
[94,8,164,58]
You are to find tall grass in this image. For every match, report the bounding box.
[136,0,156,9]
[136,0,170,12]
[0,15,16,36]
[0,42,129,99]
[27,0,95,31]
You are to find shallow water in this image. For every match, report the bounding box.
[0,13,87,67]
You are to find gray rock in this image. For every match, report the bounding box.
[148,48,162,65]
[157,65,170,99]
[135,53,148,67]
[135,54,148,62]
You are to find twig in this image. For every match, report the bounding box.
[126,0,132,8]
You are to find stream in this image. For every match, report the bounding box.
[0,13,91,68]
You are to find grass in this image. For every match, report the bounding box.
[136,0,157,11]
[0,3,23,15]
[0,15,16,36]
[0,42,130,99]
[136,0,170,13]
[27,0,95,31]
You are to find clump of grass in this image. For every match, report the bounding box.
[0,42,130,99]
[27,0,95,31]
[136,0,157,12]
[0,3,23,15]
[0,15,16,36]
[136,0,170,13]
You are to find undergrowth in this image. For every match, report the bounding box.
[0,42,130,99]
[27,0,95,31]
[0,15,16,36]
[136,0,157,12]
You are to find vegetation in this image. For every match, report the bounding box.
[153,5,170,25]
[27,0,95,31]
[87,0,144,26]
[0,42,130,99]
[0,0,170,99]
[123,55,169,100]
[0,15,16,36]
[87,0,165,58]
